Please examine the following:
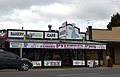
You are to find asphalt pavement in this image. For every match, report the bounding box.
[0,65,120,77]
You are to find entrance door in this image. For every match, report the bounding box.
[109,47,115,64]
[62,50,72,67]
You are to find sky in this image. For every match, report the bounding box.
[0,0,120,32]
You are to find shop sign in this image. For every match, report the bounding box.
[59,23,85,39]
[45,32,58,39]
[10,42,21,48]
[59,26,67,39]
[84,44,106,49]
[57,44,106,49]
[40,43,57,48]
[57,44,84,49]
[9,42,106,49]
[88,60,94,67]
[26,43,57,48]
[73,60,85,66]
[94,60,98,65]
[84,44,97,49]
[44,60,61,66]
[87,60,98,66]
[8,30,26,38]
[27,31,43,38]
[23,42,28,48]
[32,61,42,67]
[96,45,106,49]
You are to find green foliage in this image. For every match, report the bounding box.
[82,37,85,43]
[107,13,120,30]
[24,35,27,41]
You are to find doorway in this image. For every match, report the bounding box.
[62,50,72,67]
[109,47,115,64]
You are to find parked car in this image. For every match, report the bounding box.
[0,50,33,71]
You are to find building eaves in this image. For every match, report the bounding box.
[91,40,120,44]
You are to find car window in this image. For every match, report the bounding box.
[4,52,19,59]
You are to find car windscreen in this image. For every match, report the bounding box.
[4,52,19,59]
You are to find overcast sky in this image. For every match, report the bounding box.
[0,0,120,32]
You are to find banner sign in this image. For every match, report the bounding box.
[26,43,57,48]
[32,61,42,67]
[73,60,85,66]
[27,31,43,38]
[44,60,62,66]
[87,60,98,66]
[8,30,26,38]
[10,42,21,48]
[45,32,58,39]
[10,42,106,49]
[57,44,84,49]
[57,44,106,49]
[59,23,85,39]
[7,30,58,39]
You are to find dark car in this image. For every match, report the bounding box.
[0,50,33,71]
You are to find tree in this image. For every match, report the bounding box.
[107,13,120,30]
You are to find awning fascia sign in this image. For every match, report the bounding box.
[10,42,106,49]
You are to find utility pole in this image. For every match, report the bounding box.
[86,20,93,26]
[20,43,22,58]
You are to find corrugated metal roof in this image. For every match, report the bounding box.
[6,39,106,45]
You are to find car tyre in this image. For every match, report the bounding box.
[18,62,30,71]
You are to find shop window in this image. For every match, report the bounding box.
[86,50,98,60]
[34,51,41,61]
[27,52,35,60]
[23,49,42,61]
[86,52,91,59]
[78,51,85,59]
[44,52,51,60]
[73,50,78,59]
[53,52,60,60]
[44,50,61,60]
[73,50,85,60]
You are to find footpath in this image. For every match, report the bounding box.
[0,65,120,71]
[30,65,120,71]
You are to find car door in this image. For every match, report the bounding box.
[4,52,21,68]
[0,52,7,68]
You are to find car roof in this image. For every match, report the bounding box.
[0,50,11,53]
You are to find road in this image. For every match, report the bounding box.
[0,67,120,77]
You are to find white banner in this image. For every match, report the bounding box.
[44,60,62,66]
[10,42,21,48]
[59,23,85,39]
[8,30,26,38]
[73,60,85,66]
[27,31,43,38]
[45,32,58,39]
[87,60,98,66]
[32,61,42,67]
[26,43,57,48]
[10,42,106,49]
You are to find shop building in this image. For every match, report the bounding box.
[4,22,106,67]
[86,26,120,65]
[0,30,7,49]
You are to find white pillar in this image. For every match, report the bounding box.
[20,43,22,58]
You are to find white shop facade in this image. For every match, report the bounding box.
[5,23,106,67]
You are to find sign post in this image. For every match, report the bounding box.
[20,34,27,58]
[20,43,22,58]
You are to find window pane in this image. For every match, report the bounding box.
[78,51,85,59]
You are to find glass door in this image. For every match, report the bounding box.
[62,50,71,67]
